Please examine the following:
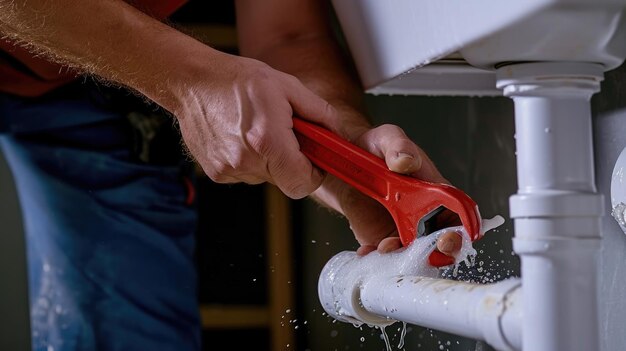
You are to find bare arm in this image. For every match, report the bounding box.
[235,0,365,133]
[235,0,451,254]
[1,0,455,255]
[0,0,336,199]
[0,0,194,111]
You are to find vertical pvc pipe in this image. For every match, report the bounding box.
[497,62,605,351]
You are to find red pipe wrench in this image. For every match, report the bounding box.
[292,117,482,267]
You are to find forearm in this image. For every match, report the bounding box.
[244,35,364,114]
[251,38,374,214]
[0,0,216,115]
[235,0,369,135]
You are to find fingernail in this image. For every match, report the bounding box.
[397,152,414,159]
[392,152,420,174]
[379,246,394,254]
[438,240,455,253]
[437,232,462,254]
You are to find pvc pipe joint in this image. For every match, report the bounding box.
[496,62,603,99]
[318,250,523,351]
[317,251,396,326]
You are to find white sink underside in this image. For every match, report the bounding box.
[332,0,626,95]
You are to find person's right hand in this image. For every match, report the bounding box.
[309,118,463,258]
[169,51,336,199]
[166,48,465,259]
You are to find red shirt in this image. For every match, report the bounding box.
[0,0,187,97]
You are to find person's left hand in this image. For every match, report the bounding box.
[309,107,461,257]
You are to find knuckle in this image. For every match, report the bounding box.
[225,150,246,171]
[247,64,276,87]
[206,170,226,183]
[284,73,301,86]
[213,160,231,175]
[249,62,271,77]
[249,70,270,85]
[270,155,314,199]
[269,150,292,174]
[339,185,359,210]
[376,123,403,135]
[206,161,233,183]
[281,179,312,199]
[247,130,275,157]
[322,101,336,121]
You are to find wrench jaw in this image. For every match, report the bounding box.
[418,206,462,267]
[393,190,482,268]
[292,117,483,268]
[417,206,445,237]
[434,184,483,241]
[462,205,483,242]
[416,206,457,267]
[392,206,475,268]
[427,204,482,268]
[418,207,462,268]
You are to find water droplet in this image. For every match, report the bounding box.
[612,203,626,227]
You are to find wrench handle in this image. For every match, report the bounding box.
[292,117,406,203]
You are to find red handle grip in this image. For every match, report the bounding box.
[292,117,482,267]
[292,118,392,203]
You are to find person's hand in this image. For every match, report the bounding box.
[167,49,462,258]
[436,231,463,256]
[310,107,462,257]
[170,52,339,199]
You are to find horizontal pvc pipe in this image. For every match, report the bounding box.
[360,276,522,351]
[318,251,522,351]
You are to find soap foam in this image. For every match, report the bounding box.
[319,216,505,351]
[611,202,626,228]
[320,215,505,328]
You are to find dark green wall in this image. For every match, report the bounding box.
[0,150,31,350]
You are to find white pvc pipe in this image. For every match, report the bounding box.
[318,251,523,351]
[318,62,606,351]
[361,276,522,351]
[497,62,605,351]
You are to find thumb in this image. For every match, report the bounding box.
[355,124,448,184]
